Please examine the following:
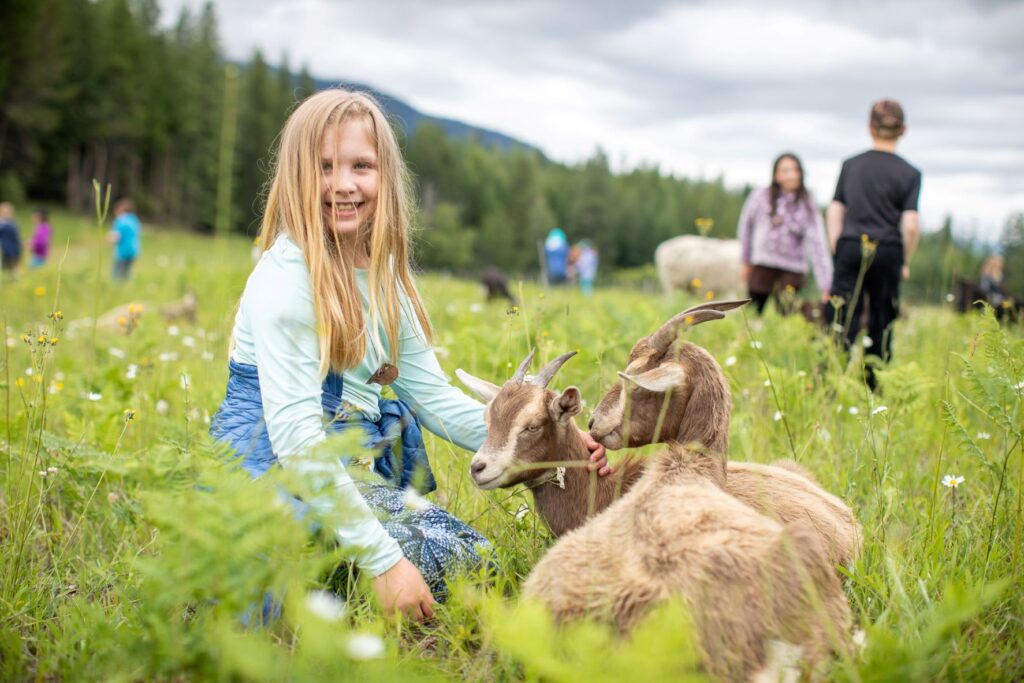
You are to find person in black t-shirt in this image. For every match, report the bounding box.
[824,99,921,390]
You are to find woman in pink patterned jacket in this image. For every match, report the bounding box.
[737,153,833,314]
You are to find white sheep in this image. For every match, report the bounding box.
[654,235,744,297]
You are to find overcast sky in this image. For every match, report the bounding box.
[159,0,1024,242]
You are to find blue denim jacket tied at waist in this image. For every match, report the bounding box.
[209,359,436,493]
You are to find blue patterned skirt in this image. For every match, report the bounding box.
[211,360,489,600]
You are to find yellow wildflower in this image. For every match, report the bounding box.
[16,377,25,388]
[705,290,715,301]
[49,310,63,321]
[49,337,58,346]
[37,335,47,345]
[690,278,702,289]
[34,286,46,297]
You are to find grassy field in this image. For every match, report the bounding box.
[1,206,1022,681]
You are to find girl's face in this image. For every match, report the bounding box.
[774,157,802,193]
[320,118,379,236]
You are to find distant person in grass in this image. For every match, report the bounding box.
[29,207,52,268]
[825,99,921,390]
[0,201,23,275]
[209,89,610,623]
[107,198,141,280]
[737,153,833,315]
[575,239,599,296]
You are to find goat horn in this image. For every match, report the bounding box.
[648,299,751,353]
[529,350,578,387]
[511,348,537,384]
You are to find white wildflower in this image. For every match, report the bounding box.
[836,405,844,414]
[38,470,48,477]
[848,406,859,415]
[402,487,431,512]
[724,356,737,367]
[167,325,180,336]
[25,367,33,376]
[763,379,771,387]
[6,337,14,348]
[55,371,64,381]
[46,466,58,475]
[180,373,191,390]
[108,347,126,359]
[941,474,965,489]
[346,633,385,660]
[976,432,991,440]
[182,336,196,348]
[515,503,530,521]
[469,303,484,314]
[126,364,139,380]
[158,351,179,362]
[87,392,102,402]
[201,350,215,361]
[862,336,873,348]
[797,370,806,377]
[871,406,888,416]
[773,411,783,422]
[945,293,955,303]
[749,340,764,350]
[155,399,170,415]
[107,492,120,504]
[306,590,346,622]
[831,323,844,333]
[852,629,868,650]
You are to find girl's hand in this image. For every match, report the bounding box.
[579,427,612,476]
[741,263,752,282]
[371,557,436,622]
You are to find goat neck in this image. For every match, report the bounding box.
[648,342,731,457]
[529,424,645,537]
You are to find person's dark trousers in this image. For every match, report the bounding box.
[824,237,903,390]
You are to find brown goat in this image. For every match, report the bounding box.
[457,351,645,537]
[465,350,852,680]
[588,300,862,568]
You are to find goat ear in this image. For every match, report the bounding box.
[618,363,686,393]
[550,386,582,422]
[455,369,501,403]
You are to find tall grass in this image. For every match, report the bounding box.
[0,206,1021,680]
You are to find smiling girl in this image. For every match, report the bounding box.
[211,89,607,622]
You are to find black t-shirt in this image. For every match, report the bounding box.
[833,150,921,244]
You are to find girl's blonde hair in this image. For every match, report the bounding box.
[258,88,431,376]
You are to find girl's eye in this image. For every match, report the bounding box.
[321,162,332,173]
[355,161,373,170]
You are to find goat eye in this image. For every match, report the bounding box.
[524,424,542,433]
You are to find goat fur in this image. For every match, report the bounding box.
[522,442,852,682]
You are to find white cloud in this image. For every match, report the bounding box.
[158,0,1024,241]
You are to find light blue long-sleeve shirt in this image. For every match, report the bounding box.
[231,233,487,576]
